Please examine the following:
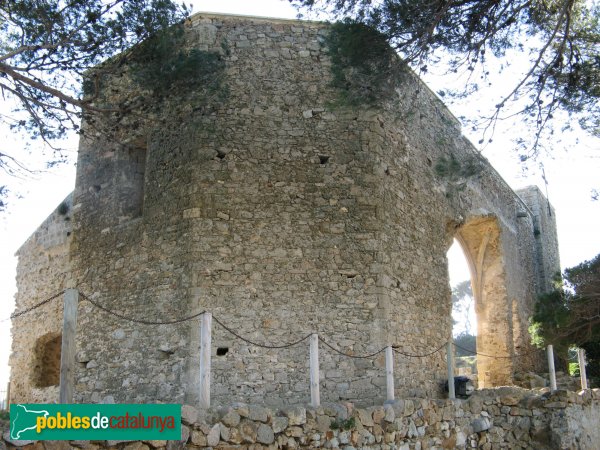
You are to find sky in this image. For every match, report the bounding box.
[0,0,599,397]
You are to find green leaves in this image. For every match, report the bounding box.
[292,0,600,156]
[0,0,190,145]
[325,20,406,107]
[530,254,600,369]
[127,24,225,98]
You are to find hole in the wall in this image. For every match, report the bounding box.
[66,232,71,237]
[92,185,101,192]
[57,202,69,215]
[319,155,330,165]
[346,274,357,279]
[216,150,227,160]
[426,158,432,167]
[217,347,229,356]
[159,348,175,360]
[31,333,62,388]
[385,167,391,175]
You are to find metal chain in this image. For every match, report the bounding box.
[1,290,65,322]
[393,341,447,358]
[318,336,387,359]
[80,292,206,325]
[452,342,545,359]
[212,315,312,349]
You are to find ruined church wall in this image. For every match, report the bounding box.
[9,194,73,403]
[362,64,545,384]
[517,186,561,293]
[68,16,396,405]
[9,14,557,406]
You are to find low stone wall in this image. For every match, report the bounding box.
[3,388,599,449]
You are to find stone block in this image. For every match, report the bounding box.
[248,405,269,423]
[207,423,221,447]
[284,406,306,426]
[272,416,289,434]
[181,405,198,425]
[221,410,241,427]
[190,430,206,446]
[472,417,491,433]
[239,419,258,443]
[257,424,275,444]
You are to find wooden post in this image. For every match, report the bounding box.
[59,288,79,403]
[578,348,588,390]
[547,345,557,391]
[6,381,10,409]
[199,312,212,409]
[447,339,455,399]
[385,346,394,401]
[309,334,320,408]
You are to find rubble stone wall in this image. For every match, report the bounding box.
[3,389,600,449]
[9,194,73,403]
[9,14,559,405]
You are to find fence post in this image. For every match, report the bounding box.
[310,334,320,408]
[59,288,79,403]
[547,345,557,391]
[578,348,588,390]
[6,381,10,409]
[386,345,395,401]
[447,339,455,399]
[199,312,212,409]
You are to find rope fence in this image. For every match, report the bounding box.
[2,288,594,407]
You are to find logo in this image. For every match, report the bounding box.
[10,404,181,441]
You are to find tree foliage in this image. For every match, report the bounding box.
[531,253,600,384]
[452,279,475,334]
[291,0,600,154]
[0,0,191,175]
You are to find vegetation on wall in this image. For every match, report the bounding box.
[434,153,484,198]
[292,0,600,157]
[325,20,407,107]
[125,26,226,99]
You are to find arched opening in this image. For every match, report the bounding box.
[31,333,62,388]
[449,216,514,388]
[447,240,477,382]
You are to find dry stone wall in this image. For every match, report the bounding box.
[10,14,559,406]
[3,389,600,449]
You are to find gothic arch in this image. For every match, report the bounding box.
[454,216,514,387]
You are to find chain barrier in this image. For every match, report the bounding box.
[318,336,387,359]
[0,290,65,323]
[393,341,448,358]
[80,292,207,325]
[4,289,548,364]
[452,341,545,360]
[212,315,312,349]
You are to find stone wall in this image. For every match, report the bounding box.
[3,388,600,449]
[516,186,561,293]
[9,14,559,405]
[9,195,73,403]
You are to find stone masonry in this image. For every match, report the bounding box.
[9,13,560,407]
[3,388,600,449]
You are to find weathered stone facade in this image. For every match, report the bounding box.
[10,14,560,407]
